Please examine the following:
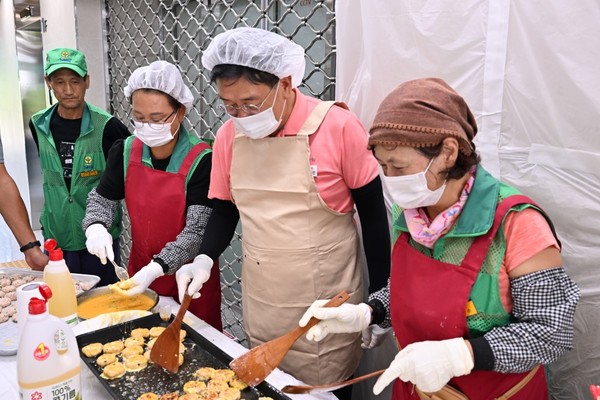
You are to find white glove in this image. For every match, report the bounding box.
[117,261,164,296]
[85,223,114,265]
[361,325,392,349]
[299,301,371,342]
[373,338,474,395]
[176,254,213,303]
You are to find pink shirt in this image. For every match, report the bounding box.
[499,207,560,311]
[209,89,379,213]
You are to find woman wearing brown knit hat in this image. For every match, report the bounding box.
[299,78,579,399]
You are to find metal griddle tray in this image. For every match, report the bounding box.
[76,313,291,400]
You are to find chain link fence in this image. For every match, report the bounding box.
[104,0,336,345]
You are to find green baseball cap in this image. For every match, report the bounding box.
[45,48,88,77]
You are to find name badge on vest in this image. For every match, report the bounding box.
[80,154,99,178]
[310,165,318,177]
[80,170,99,178]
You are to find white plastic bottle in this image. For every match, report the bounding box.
[43,238,78,326]
[17,283,82,400]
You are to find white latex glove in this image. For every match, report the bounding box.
[85,223,114,265]
[299,301,371,342]
[176,254,213,303]
[361,325,392,349]
[117,261,164,296]
[373,338,474,395]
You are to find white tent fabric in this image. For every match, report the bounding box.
[336,1,600,399]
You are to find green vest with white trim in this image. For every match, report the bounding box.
[31,103,121,250]
[123,127,211,191]
[391,166,556,337]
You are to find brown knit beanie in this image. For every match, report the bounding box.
[369,78,477,155]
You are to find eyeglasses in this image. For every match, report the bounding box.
[130,109,177,130]
[217,84,277,116]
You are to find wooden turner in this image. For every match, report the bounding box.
[282,369,385,394]
[150,293,192,373]
[229,290,350,387]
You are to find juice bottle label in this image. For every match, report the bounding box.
[20,375,81,400]
[62,314,78,327]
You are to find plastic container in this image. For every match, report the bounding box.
[17,283,81,400]
[16,281,43,337]
[43,238,78,326]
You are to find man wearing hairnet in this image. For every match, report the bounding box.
[82,60,222,329]
[176,27,391,390]
[29,48,130,285]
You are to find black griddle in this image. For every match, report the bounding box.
[76,313,291,400]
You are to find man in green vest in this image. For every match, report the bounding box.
[29,47,130,285]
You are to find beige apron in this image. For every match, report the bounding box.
[230,101,363,385]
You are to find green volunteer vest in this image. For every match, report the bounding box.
[391,166,555,338]
[123,127,211,190]
[31,103,122,250]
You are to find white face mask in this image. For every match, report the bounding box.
[382,158,446,209]
[133,113,177,148]
[231,83,285,139]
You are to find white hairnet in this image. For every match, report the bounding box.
[124,60,194,110]
[201,27,306,88]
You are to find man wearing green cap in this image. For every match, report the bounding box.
[29,47,130,285]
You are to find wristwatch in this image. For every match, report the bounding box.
[19,240,41,253]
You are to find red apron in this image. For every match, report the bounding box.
[390,195,546,399]
[125,138,222,330]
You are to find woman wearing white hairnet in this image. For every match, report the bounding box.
[176,27,391,392]
[82,60,222,330]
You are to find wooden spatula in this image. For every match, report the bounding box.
[229,290,350,387]
[150,293,192,373]
[282,369,385,394]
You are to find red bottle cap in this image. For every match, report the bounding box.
[44,238,63,261]
[28,298,46,315]
[28,283,53,315]
[38,283,52,300]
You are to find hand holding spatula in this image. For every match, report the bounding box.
[229,290,350,387]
